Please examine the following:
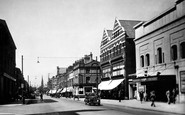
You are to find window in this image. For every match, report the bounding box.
[86,68,90,73]
[146,54,150,66]
[113,47,115,57]
[140,55,144,67]
[119,44,122,54]
[180,42,185,59]
[86,77,90,83]
[157,47,162,64]
[171,45,177,61]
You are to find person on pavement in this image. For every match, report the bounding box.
[166,90,171,104]
[150,90,156,107]
[40,93,43,101]
[171,89,177,104]
[139,91,144,103]
[118,90,121,102]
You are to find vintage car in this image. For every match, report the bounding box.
[84,92,100,106]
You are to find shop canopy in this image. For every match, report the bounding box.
[98,80,111,90]
[49,89,57,94]
[98,78,124,90]
[61,87,73,93]
[57,88,63,93]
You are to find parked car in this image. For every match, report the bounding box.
[84,92,100,106]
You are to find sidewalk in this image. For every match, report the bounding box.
[70,97,185,115]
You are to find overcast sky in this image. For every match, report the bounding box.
[0,0,175,87]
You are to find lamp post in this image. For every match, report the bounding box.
[21,55,25,104]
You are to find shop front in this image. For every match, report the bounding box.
[129,75,176,102]
[98,78,124,99]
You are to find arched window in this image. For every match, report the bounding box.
[180,42,185,59]
[140,55,144,67]
[171,45,177,61]
[146,54,150,66]
[157,47,162,64]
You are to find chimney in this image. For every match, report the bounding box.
[90,52,93,60]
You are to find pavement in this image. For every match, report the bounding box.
[0,95,184,115]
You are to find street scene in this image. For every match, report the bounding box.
[0,95,184,115]
[0,0,185,115]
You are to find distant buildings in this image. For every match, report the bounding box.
[47,53,101,98]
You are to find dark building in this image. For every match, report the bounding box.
[0,19,17,104]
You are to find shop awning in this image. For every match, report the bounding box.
[67,87,73,92]
[106,78,124,90]
[61,88,67,93]
[57,88,63,93]
[49,90,57,94]
[98,80,111,90]
[98,79,124,90]
[61,87,73,93]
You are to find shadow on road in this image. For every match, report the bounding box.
[26,99,58,105]
[31,109,105,115]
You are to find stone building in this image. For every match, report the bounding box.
[72,53,100,97]
[132,0,185,102]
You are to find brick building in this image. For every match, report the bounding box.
[99,19,141,99]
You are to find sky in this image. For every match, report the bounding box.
[0,0,175,87]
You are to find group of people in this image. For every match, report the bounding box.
[138,88,177,107]
[166,89,177,104]
[139,90,156,107]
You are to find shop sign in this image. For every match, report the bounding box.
[180,71,185,93]
[132,77,158,82]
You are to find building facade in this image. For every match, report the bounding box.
[73,53,101,97]
[99,19,141,99]
[133,0,185,102]
[0,19,17,104]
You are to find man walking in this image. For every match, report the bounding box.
[139,91,144,103]
[150,90,156,107]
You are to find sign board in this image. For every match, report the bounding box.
[180,71,185,93]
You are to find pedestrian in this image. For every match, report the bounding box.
[166,90,170,104]
[139,91,144,103]
[144,92,147,101]
[40,93,43,101]
[171,89,176,104]
[150,90,156,107]
[118,90,121,102]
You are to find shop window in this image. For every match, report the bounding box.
[171,45,177,61]
[145,54,150,66]
[180,42,185,59]
[157,47,162,64]
[140,55,144,67]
